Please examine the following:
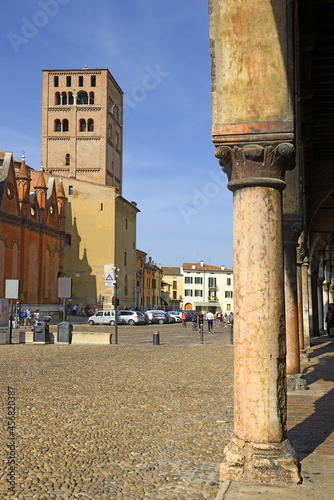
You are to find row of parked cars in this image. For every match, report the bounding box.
[88,309,183,326]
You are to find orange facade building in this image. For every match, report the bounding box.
[0,152,66,305]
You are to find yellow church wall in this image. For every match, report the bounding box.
[57,176,137,309]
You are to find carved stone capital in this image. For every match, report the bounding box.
[283,218,303,247]
[214,142,295,192]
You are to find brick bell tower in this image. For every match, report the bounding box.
[41,67,123,193]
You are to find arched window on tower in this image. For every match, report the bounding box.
[62,119,69,132]
[61,92,67,105]
[54,119,61,132]
[77,91,88,105]
[65,153,70,165]
[55,92,61,105]
[89,92,94,105]
[68,92,74,105]
[79,119,86,132]
[87,119,94,132]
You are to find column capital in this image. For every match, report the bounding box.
[283,218,303,247]
[214,141,295,192]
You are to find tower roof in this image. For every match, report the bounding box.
[34,168,47,190]
[17,156,29,180]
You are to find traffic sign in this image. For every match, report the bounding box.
[105,273,116,286]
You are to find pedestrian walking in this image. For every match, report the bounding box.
[191,312,198,331]
[182,311,188,327]
[206,311,214,333]
[23,307,31,327]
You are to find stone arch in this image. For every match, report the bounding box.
[79,119,86,132]
[62,119,69,132]
[55,119,61,132]
[77,91,88,105]
[87,118,94,132]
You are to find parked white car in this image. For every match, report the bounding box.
[88,310,122,326]
[119,310,146,325]
[167,311,182,322]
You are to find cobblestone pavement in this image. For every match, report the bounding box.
[0,323,234,499]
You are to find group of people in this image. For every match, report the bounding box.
[182,311,234,334]
[23,308,40,327]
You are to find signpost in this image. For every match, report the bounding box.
[105,269,118,344]
[105,273,116,287]
[58,277,72,322]
[5,280,19,344]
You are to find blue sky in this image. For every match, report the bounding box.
[1,0,233,268]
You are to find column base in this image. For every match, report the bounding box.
[300,350,310,363]
[287,373,308,391]
[220,436,302,485]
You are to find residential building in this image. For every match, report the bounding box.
[136,251,163,310]
[182,262,233,314]
[162,263,233,313]
[135,249,146,308]
[162,267,183,310]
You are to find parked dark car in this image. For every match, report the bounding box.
[145,311,169,325]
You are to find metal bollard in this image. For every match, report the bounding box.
[229,323,233,345]
[153,331,160,345]
[200,323,204,344]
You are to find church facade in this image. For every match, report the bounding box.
[0,152,66,306]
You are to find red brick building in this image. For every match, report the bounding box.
[0,152,66,305]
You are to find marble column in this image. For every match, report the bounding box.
[297,248,309,362]
[283,221,307,390]
[330,283,334,304]
[307,269,314,338]
[214,143,301,485]
[317,278,324,332]
[302,261,311,348]
[323,281,330,334]
[311,272,320,337]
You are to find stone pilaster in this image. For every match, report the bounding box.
[283,220,307,390]
[214,141,301,484]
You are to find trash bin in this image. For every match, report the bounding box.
[33,323,50,343]
[57,322,73,344]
